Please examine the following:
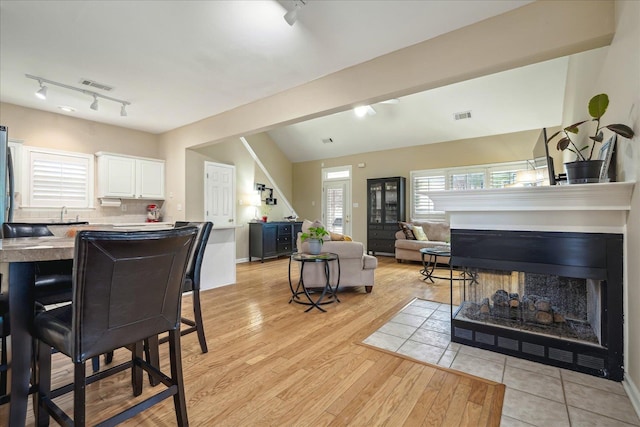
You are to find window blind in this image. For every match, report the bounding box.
[25,147,94,208]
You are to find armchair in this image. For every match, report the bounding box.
[296,235,377,293]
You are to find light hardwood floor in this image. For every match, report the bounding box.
[10,256,504,426]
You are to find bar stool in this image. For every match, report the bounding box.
[33,227,197,426]
[0,293,9,405]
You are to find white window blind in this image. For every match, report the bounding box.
[23,147,94,208]
[411,161,530,220]
[412,171,446,221]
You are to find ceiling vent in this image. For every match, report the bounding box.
[454,111,472,120]
[322,138,334,144]
[79,79,114,92]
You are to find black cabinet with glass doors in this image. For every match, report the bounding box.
[366,177,406,255]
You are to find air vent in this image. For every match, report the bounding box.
[454,111,472,120]
[79,79,114,92]
[322,138,334,144]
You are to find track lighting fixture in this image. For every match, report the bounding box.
[90,95,99,111]
[26,74,131,116]
[35,80,48,100]
[284,0,306,26]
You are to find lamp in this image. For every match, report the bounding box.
[26,74,131,116]
[250,192,262,220]
[284,0,306,26]
[35,80,48,100]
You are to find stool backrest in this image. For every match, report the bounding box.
[2,222,54,238]
[71,227,197,361]
[174,221,213,291]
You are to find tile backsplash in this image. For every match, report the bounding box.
[12,199,166,224]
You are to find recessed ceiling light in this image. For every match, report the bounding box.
[58,106,76,113]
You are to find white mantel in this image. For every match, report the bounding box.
[428,182,635,234]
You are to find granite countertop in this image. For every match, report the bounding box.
[0,236,75,263]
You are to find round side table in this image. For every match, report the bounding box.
[288,252,341,312]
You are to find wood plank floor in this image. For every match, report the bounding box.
[8,256,504,426]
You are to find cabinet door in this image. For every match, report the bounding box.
[262,225,278,256]
[368,181,383,224]
[136,159,165,199]
[98,155,136,198]
[384,180,399,224]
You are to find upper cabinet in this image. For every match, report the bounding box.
[96,152,165,199]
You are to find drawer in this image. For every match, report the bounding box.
[278,224,292,235]
[277,243,292,253]
[278,234,291,243]
[368,229,396,239]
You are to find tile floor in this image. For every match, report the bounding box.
[363,299,640,427]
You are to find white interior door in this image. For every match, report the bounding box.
[323,179,351,236]
[204,161,235,227]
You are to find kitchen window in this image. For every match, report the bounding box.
[22,146,94,208]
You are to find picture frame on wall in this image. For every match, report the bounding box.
[598,134,617,182]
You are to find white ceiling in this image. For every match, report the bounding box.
[0,0,565,163]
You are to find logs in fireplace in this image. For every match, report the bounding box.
[450,229,623,381]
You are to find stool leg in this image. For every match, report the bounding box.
[144,336,160,387]
[73,361,87,426]
[168,330,188,426]
[132,341,143,396]
[35,340,51,427]
[192,289,208,353]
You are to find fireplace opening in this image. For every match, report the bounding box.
[456,270,602,347]
[450,229,623,381]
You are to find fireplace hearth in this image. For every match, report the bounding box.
[450,229,623,381]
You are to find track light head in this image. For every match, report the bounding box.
[35,81,48,100]
[120,103,127,117]
[90,95,99,111]
[284,0,306,26]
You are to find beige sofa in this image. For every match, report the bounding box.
[296,235,378,293]
[394,221,451,264]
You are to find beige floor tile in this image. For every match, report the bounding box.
[420,318,450,334]
[458,344,507,364]
[397,340,445,365]
[560,368,627,395]
[506,356,561,379]
[564,381,640,425]
[409,328,451,349]
[401,305,435,317]
[568,405,640,427]
[390,312,427,327]
[363,331,406,352]
[410,299,441,310]
[377,321,418,339]
[437,350,457,368]
[502,388,570,427]
[500,415,536,427]
[502,366,564,403]
[450,352,505,383]
[429,310,451,321]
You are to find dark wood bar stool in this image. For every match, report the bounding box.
[0,293,9,406]
[33,227,197,426]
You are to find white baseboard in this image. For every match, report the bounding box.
[236,257,249,263]
[624,375,640,420]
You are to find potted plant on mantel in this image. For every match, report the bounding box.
[300,226,329,255]
[547,93,635,184]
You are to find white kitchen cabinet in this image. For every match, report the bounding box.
[96,152,165,199]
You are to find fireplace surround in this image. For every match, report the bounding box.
[427,182,634,382]
[450,229,623,380]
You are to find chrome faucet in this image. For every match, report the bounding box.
[60,206,67,222]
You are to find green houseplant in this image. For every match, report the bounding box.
[547,93,635,183]
[300,226,329,255]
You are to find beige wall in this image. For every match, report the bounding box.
[0,103,162,222]
[244,133,294,203]
[293,130,538,244]
[191,138,290,259]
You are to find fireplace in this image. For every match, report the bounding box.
[450,229,623,381]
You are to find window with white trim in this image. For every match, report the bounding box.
[411,160,529,220]
[22,146,94,208]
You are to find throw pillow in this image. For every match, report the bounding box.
[398,221,416,240]
[330,232,345,241]
[412,226,429,241]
